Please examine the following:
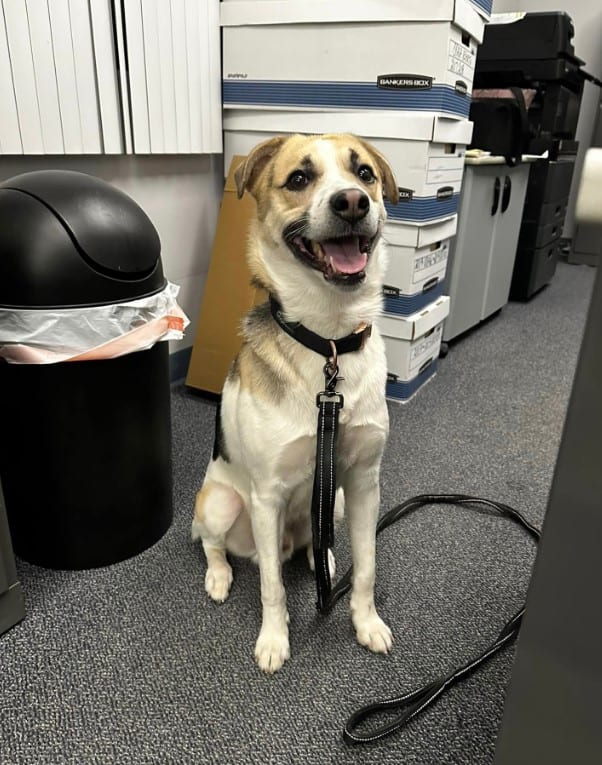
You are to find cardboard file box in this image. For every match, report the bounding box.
[186,157,267,395]
[383,235,450,316]
[385,216,458,249]
[222,0,484,119]
[223,110,473,223]
[379,295,450,402]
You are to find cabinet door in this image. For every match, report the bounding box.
[444,166,498,341]
[121,0,222,154]
[483,165,530,319]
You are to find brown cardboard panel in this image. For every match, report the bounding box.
[186,156,267,395]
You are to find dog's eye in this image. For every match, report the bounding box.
[357,165,375,184]
[285,170,309,191]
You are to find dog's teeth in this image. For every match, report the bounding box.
[313,241,324,258]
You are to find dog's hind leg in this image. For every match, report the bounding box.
[192,480,245,602]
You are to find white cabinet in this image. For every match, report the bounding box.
[443,161,530,341]
[120,0,222,155]
[0,0,221,156]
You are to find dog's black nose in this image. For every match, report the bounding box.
[329,189,370,223]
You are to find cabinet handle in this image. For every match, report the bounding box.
[501,176,512,213]
[491,177,501,215]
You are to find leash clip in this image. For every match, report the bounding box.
[323,361,344,393]
[316,390,344,408]
[323,339,345,393]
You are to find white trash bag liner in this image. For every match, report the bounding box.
[0,282,189,364]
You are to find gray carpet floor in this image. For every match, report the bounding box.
[1,261,596,765]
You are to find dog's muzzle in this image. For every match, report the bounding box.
[283,220,378,287]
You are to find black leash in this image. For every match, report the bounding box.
[340,494,540,744]
[311,348,344,612]
[270,295,368,612]
[269,297,542,745]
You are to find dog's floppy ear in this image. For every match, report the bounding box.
[355,137,400,205]
[234,136,288,199]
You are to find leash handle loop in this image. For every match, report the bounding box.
[344,680,444,744]
[343,612,524,744]
[339,495,540,745]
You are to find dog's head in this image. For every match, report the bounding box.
[235,134,398,290]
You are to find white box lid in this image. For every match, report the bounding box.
[383,218,458,248]
[221,0,484,42]
[379,296,451,340]
[433,118,473,144]
[223,110,474,144]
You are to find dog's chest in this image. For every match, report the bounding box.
[275,406,384,493]
[274,343,387,483]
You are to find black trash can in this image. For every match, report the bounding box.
[0,170,173,569]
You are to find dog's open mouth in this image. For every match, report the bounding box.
[288,234,373,284]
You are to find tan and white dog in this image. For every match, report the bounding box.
[192,133,399,673]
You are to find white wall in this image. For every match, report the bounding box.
[492,1,602,236]
[0,154,223,352]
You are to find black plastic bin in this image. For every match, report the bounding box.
[0,170,173,569]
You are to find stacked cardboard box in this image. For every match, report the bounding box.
[186,157,268,395]
[189,0,494,399]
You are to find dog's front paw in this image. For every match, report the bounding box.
[353,613,394,655]
[205,564,233,603]
[254,626,290,673]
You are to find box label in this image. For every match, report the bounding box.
[377,74,432,90]
[426,155,465,186]
[413,246,447,284]
[410,325,442,370]
[447,39,475,82]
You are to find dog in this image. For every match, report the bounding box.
[192,133,399,672]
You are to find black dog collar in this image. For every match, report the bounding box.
[269,296,372,358]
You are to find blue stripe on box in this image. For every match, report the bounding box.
[383,282,444,316]
[385,194,459,222]
[386,360,438,403]
[470,0,492,12]
[222,80,470,118]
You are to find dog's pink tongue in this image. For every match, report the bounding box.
[321,236,367,274]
